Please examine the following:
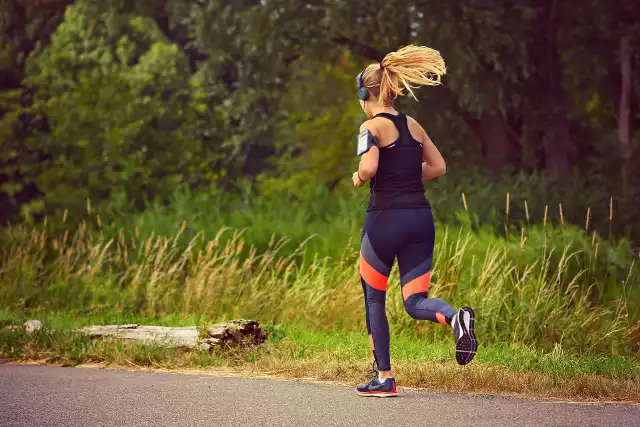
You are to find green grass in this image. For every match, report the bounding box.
[2,213,638,356]
[1,310,639,402]
[2,181,639,364]
[101,179,638,268]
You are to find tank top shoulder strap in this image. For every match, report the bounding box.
[372,112,414,146]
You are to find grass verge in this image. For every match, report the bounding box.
[1,312,638,403]
[3,218,638,355]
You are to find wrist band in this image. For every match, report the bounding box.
[358,171,365,182]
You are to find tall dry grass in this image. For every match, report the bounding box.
[1,206,637,355]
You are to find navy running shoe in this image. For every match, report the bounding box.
[452,306,477,365]
[356,359,398,397]
[357,376,398,397]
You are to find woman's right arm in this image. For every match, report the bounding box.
[420,127,447,180]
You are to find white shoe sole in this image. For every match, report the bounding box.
[357,391,399,398]
[455,306,477,365]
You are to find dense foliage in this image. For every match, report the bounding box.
[1,0,638,243]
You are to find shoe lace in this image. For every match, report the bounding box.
[366,357,379,380]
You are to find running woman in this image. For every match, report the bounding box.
[352,45,477,398]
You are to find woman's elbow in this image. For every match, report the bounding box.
[436,163,447,177]
[362,165,378,178]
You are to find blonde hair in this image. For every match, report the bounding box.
[362,45,446,105]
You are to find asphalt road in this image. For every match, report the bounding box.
[0,364,638,427]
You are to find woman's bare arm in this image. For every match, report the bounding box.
[420,126,446,180]
[357,121,380,181]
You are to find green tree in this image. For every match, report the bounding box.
[0,3,219,224]
[96,0,314,178]
[0,0,74,91]
[1,0,638,241]
[263,51,363,196]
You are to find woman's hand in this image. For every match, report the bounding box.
[352,171,365,187]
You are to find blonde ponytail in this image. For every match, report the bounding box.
[361,45,447,106]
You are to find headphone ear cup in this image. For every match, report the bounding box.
[358,87,370,101]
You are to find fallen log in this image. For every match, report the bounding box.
[203,319,268,348]
[78,320,268,350]
[79,324,199,348]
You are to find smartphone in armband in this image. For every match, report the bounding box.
[356,129,377,156]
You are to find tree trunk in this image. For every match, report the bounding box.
[536,0,571,183]
[545,102,571,182]
[459,109,516,176]
[479,110,515,175]
[619,35,632,197]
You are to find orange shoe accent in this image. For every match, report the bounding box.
[402,271,431,301]
[360,253,388,291]
[435,312,447,325]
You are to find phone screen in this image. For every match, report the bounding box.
[357,131,369,155]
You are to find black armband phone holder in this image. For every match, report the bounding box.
[356,129,378,156]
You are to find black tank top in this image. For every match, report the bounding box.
[367,112,431,211]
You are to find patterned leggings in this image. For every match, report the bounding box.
[360,208,457,371]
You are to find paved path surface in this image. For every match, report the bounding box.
[0,364,638,427]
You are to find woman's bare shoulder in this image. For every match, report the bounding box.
[405,115,427,140]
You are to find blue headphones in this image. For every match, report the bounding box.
[356,70,370,101]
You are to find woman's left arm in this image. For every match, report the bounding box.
[353,122,380,187]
